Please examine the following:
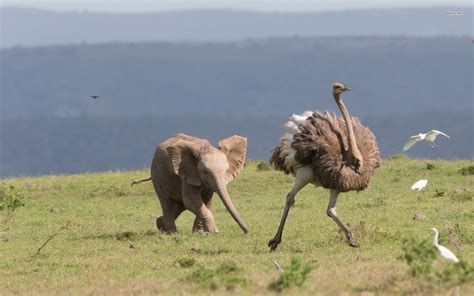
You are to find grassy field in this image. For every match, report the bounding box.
[1,158,473,295]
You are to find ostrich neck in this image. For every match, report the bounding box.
[333,92,361,161]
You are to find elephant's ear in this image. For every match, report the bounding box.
[218,135,247,183]
[166,140,202,186]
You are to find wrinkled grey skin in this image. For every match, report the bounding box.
[151,133,249,234]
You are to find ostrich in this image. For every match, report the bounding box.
[268,82,380,250]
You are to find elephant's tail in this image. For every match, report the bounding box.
[131,176,152,186]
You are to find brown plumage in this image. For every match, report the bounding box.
[272,111,380,192]
[269,145,289,174]
[268,82,381,251]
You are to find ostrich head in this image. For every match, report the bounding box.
[332,82,351,95]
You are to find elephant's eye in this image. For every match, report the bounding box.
[203,170,209,175]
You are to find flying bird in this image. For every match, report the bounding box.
[403,130,450,151]
[411,179,428,192]
[431,227,459,263]
[90,95,102,99]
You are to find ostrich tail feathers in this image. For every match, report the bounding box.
[270,111,313,174]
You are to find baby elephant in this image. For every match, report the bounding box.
[151,133,249,234]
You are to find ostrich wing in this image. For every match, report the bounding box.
[403,135,422,151]
[426,130,450,140]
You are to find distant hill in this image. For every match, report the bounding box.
[1,37,471,120]
[1,6,471,48]
[1,36,472,176]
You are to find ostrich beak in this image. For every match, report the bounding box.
[345,87,351,91]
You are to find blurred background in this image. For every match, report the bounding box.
[0,0,472,177]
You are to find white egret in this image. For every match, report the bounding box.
[411,179,428,192]
[431,227,459,263]
[403,130,450,151]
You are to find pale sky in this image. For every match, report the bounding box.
[1,0,469,12]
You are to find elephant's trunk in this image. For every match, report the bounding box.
[215,184,249,234]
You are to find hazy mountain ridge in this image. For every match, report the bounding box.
[1,36,472,176]
[1,37,471,120]
[1,6,471,48]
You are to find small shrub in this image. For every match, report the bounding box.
[176,257,196,268]
[458,165,474,175]
[256,161,271,172]
[436,260,474,284]
[0,184,27,222]
[401,238,436,277]
[433,189,445,197]
[426,163,436,170]
[268,257,315,292]
[401,236,474,286]
[189,266,214,285]
[188,262,246,290]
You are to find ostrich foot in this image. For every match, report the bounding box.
[345,232,359,248]
[268,237,281,251]
[349,240,359,248]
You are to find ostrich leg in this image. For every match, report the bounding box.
[326,190,359,247]
[268,166,314,251]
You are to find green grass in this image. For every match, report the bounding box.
[1,159,473,295]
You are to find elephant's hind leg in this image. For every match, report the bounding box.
[156,200,185,233]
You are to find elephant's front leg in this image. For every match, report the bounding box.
[192,192,217,233]
[183,185,218,234]
[188,202,218,234]
[193,216,218,233]
[184,197,218,234]
[189,205,218,234]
